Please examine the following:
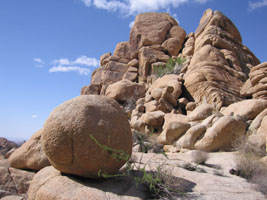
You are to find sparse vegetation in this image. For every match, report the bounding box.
[232,135,267,195]
[133,131,164,153]
[91,134,185,199]
[182,162,207,173]
[154,56,186,78]
[191,150,209,165]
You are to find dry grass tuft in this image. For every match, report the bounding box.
[191,150,209,165]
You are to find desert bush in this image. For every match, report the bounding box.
[154,57,186,78]
[133,131,164,153]
[91,134,184,199]
[233,135,267,195]
[191,150,209,165]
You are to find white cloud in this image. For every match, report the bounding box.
[33,58,45,68]
[81,0,208,15]
[49,66,91,76]
[129,20,135,28]
[53,58,71,65]
[32,114,38,119]
[73,56,99,67]
[49,56,99,76]
[249,0,267,11]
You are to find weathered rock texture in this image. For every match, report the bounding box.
[184,9,259,108]
[28,166,146,200]
[81,12,186,97]
[0,138,18,157]
[0,159,34,198]
[42,95,132,178]
[8,129,50,171]
[248,62,267,99]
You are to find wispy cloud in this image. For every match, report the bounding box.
[49,56,99,76]
[129,20,135,28]
[33,58,45,68]
[81,0,209,16]
[32,114,38,119]
[49,66,91,76]
[249,0,267,11]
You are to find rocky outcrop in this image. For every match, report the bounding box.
[248,62,267,99]
[194,116,246,152]
[184,9,259,109]
[42,95,132,178]
[0,138,18,158]
[221,99,267,120]
[105,79,146,104]
[82,12,186,97]
[28,166,146,200]
[8,129,50,171]
[0,159,34,199]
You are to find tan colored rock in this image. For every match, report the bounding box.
[184,9,259,108]
[123,71,138,81]
[113,41,131,60]
[222,99,267,120]
[8,130,50,171]
[138,46,169,78]
[100,52,111,66]
[144,100,158,112]
[141,111,165,126]
[127,59,139,68]
[129,13,177,58]
[151,88,162,100]
[0,164,34,196]
[249,115,267,151]
[158,121,191,145]
[81,84,101,95]
[195,8,213,37]
[162,38,182,56]
[188,103,218,122]
[28,166,146,200]
[1,195,25,200]
[185,102,197,112]
[168,26,186,42]
[42,95,132,178]
[195,116,246,152]
[158,113,190,144]
[176,124,206,149]
[0,138,18,157]
[150,74,182,99]
[240,79,254,97]
[158,98,174,113]
[248,108,267,134]
[105,79,145,103]
[182,34,195,57]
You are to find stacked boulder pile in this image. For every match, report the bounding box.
[1,8,267,200]
[81,9,265,153]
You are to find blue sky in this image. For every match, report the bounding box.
[0,0,267,140]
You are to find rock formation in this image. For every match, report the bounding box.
[42,95,132,178]
[8,129,50,171]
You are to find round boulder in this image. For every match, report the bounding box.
[42,95,132,178]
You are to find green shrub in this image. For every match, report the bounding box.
[154,57,186,78]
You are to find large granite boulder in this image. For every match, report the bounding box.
[195,116,246,152]
[222,99,267,120]
[8,129,50,171]
[105,79,146,103]
[42,95,132,178]
[129,12,178,58]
